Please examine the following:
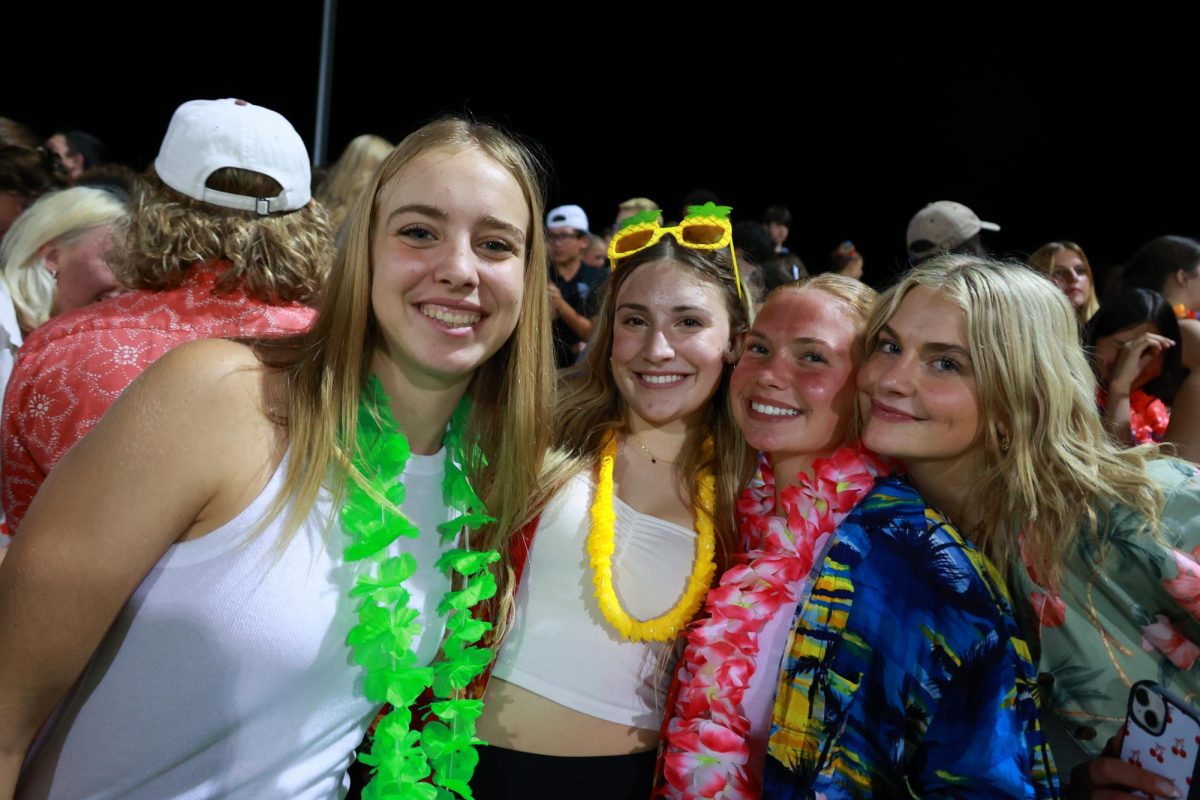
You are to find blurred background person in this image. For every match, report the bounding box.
[761,203,806,279]
[1029,240,1099,326]
[905,200,999,264]
[45,128,107,180]
[0,145,70,243]
[546,203,604,368]
[2,98,331,531]
[314,133,394,231]
[1085,288,1186,446]
[1,186,126,336]
[582,233,608,269]
[826,240,864,280]
[614,196,660,233]
[1119,234,1200,370]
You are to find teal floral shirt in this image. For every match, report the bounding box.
[1009,458,1200,772]
[764,476,1060,799]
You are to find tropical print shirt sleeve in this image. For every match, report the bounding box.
[1009,457,1200,761]
[764,476,1059,799]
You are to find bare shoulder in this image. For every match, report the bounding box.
[1176,319,1200,370]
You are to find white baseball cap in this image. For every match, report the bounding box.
[546,204,590,234]
[154,98,311,215]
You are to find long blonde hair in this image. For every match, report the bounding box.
[256,117,556,588]
[316,134,395,231]
[864,254,1163,584]
[555,235,753,561]
[1029,241,1100,323]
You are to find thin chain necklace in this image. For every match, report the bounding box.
[628,432,676,465]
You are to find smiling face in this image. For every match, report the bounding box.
[1049,249,1091,310]
[47,224,121,316]
[370,146,528,389]
[610,260,734,432]
[858,286,984,480]
[732,289,861,471]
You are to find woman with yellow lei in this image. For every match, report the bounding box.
[473,205,751,798]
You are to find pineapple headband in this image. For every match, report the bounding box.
[607,202,743,298]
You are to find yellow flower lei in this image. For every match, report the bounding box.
[586,431,717,642]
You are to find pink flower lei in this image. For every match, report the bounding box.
[661,442,889,800]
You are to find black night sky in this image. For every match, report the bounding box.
[10,4,1198,288]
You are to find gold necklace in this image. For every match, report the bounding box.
[628,432,675,464]
[586,431,717,642]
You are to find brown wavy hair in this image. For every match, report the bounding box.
[116,168,333,304]
[553,235,754,563]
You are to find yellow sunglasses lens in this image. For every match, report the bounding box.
[614,228,656,254]
[679,222,726,246]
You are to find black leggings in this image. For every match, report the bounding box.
[471,744,657,800]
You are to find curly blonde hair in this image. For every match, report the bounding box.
[117,168,332,304]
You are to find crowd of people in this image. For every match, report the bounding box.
[0,98,1198,800]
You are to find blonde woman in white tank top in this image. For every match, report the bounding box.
[0,115,557,800]
[474,207,753,799]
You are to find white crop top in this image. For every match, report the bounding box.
[490,471,700,730]
[19,449,455,800]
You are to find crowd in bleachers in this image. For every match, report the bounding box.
[1,99,1198,800]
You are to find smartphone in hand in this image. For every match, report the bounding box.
[1121,680,1200,799]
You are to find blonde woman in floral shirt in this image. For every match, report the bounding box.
[856,255,1200,798]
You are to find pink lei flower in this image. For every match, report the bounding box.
[661,443,889,800]
[1141,614,1200,670]
[1163,546,1200,620]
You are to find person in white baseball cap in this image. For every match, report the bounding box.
[906,200,1000,264]
[546,203,606,367]
[0,98,332,531]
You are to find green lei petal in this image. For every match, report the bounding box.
[343,376,498,800]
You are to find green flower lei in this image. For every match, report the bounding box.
[342,376,499,800]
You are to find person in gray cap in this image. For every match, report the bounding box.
[547,203,606,367]
[906,200,999,264]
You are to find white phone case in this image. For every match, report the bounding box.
[1120,680,1200,799]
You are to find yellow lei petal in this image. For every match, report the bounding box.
[586,431,718,643]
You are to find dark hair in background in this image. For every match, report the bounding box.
[56,129,107,170]
[1117,235,1200,298]
[762,203,792,227]
[1084,287,1186,403]
[732,219,775,265]
[0,145,70,197]
[75,163,140,203]
[680,188,719,217]
[0,117,40,149]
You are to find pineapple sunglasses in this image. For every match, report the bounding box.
[605,205,743,298]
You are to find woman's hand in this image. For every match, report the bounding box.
[1108,332,1174,397]
[1069,734,1182,799]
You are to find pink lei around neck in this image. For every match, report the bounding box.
[661,442,889,800]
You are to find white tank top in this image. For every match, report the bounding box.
[19,449,455,800]
[490,471,700,730]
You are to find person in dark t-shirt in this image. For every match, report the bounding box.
[546,204,606,367]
